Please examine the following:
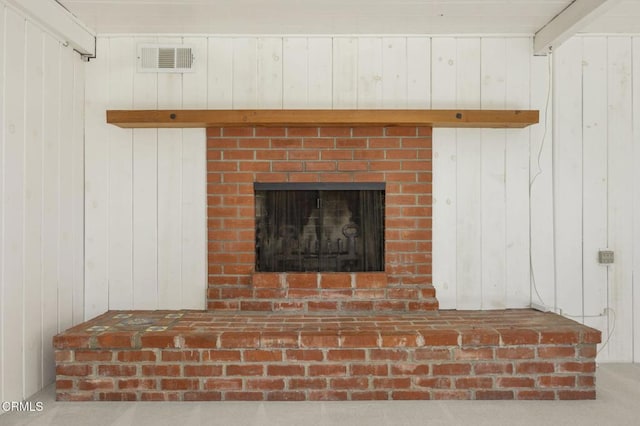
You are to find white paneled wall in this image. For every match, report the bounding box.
[84,34,640,363]
[85,35,541,317]
[85,37,207,317]
[551,36,640,362]
[0,4,85,403]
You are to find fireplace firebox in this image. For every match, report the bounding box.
[255,183,385,273]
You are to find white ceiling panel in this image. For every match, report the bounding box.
[57,0,640,35]
[581,0,640,33]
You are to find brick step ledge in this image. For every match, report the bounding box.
[54,309,601,401]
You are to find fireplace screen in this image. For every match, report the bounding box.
[255,183,385,272]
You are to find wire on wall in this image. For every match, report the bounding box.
[529,53,552,308]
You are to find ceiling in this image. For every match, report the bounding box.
[58,0,640,35]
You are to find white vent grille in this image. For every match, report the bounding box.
[138,44,195,73]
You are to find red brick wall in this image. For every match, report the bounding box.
[206,126,436,312]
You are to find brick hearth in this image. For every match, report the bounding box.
[55,123,602,401]
[54,309,600,401]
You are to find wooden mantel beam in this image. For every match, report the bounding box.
[106,109,539,129]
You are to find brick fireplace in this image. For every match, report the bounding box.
[54,111,601,401]
[205,125,436,313]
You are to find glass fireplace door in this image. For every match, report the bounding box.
[255,183,384,273]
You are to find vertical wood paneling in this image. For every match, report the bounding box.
[307,38,332,108]
[0,4,84,401]
[606,37,634,361]
[529,54,555,310]
[85,37,110,318]
[454,38,482,310]
[41,34,62,385]
[0,5,5,403]
[283,37,309,108]
[480,38,507,309]
[132,36,159,309]
[71,52,85,326]
[2,8,26,401]
[407,38,430,108]
[332,37,357,108]
[357,37,383,108]
[382,38,407,108]
[23,20,44,398]
[59,42,76,331]
[182,37,208,309]
[581,37,608,343]
[207,38,233,109]
[157,128,183,309]
[257,38,283,108]
[232,38,258,108]
[633,37,640,363]
[431,38,458,309]
[156,39,184,308]
[82,34,640,364]
[554,38,584,315]
[504,38,531,307]
[107,37,134,309]
[183,37,208,109]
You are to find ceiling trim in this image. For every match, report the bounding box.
[534,0,623,55]
[5,0,96,58]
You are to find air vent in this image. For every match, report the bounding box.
[137,44,195,73]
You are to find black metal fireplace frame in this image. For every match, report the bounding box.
[254,182,385,273]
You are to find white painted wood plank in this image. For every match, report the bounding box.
[480,37,507,309]
[633,36,640,363]
[0,4,5,403]
[207,37,233,109]
[180,128,207,309]
[454,38,482,310]
[71,50,85,326]
[332,37,358,109]
[357,37,383,108]
[2,8,26,400]
[182,37,208,309]
[283,37,308,108]
[58,45,75,331]
[41,35,62,388]
[407,37,431,109]
[132,126,159,309]
[157,128,183,309]
[431,38,457,308]
[107,37,134,310]
[232,37,258,108]
[382,37,407,109]
[307,37,332,109]
[157,36,184,308]
[183,37,208,109]
[132,39,158,105]
[504,37,531,308]
[158,38,183,309]
[257,37,283,108]
[23,20,44,398]
[581,37,609,349]
[132,36,159,309]
[553,38,584,317]
[529,54,556,310]
[605,37,634,362]
[157,37,183,109]
[431,38,457,109]
[84,37,111,319]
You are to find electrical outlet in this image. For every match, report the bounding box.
[598,250,614,264]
